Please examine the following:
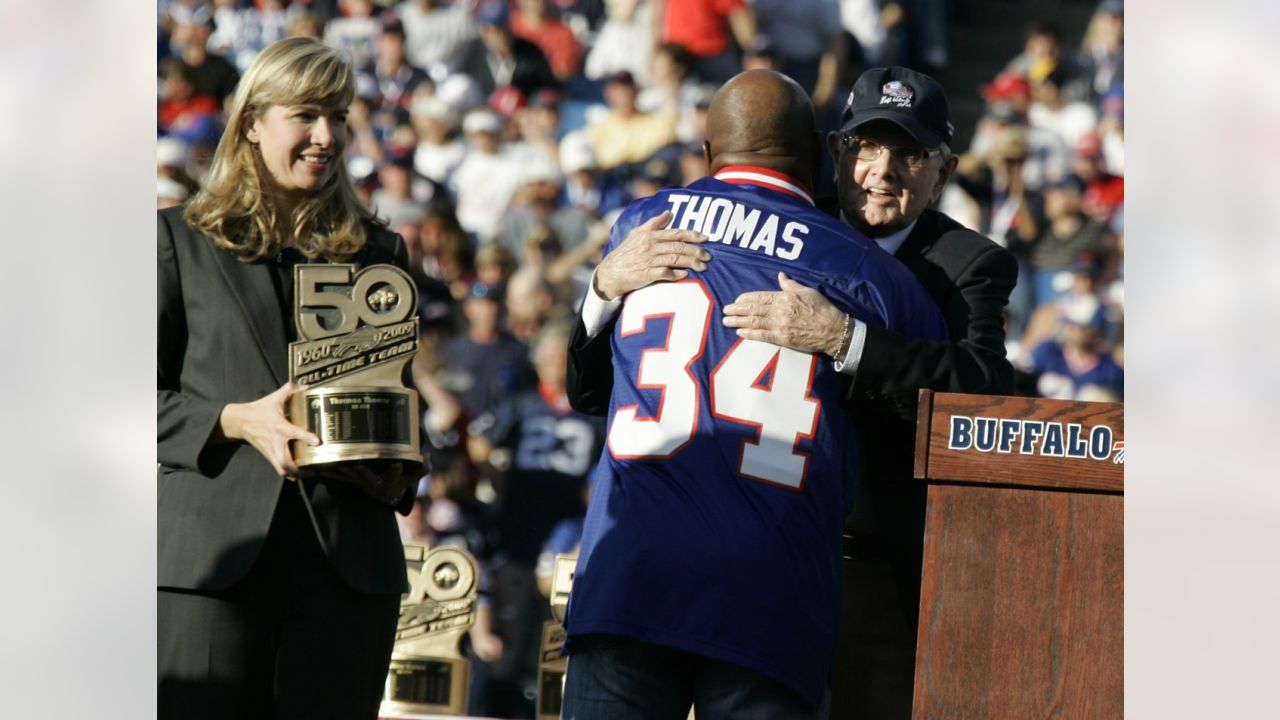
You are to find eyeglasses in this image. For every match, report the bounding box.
[840,134,943,171]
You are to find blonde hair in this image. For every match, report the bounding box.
[184,37,378,262]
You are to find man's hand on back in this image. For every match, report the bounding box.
[593,211,711,301]
[723,272,848,357]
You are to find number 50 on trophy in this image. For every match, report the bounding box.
[287,264,424,473]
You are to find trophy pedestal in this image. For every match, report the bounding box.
[290,385,423,470]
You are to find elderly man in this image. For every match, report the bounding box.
[566,66,1017,718]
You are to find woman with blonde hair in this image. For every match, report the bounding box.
[158,36,417,719]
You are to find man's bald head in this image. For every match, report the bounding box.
[704,70,819,179]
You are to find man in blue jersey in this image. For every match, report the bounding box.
[559,69,948,718]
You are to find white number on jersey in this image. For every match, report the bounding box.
[607,281,822,489]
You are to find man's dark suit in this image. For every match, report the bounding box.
[564,206,1017,719]
[157,206,413,718]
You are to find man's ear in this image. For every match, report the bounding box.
[825,131,841,163]
[702,140,712,167]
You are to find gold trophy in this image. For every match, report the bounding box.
[288,264,424,484]
[536,553,578,720]
[382,544,479,717]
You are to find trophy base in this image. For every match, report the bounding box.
[291,385,423,469]
[381,655,469,716]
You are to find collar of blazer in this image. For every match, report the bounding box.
[210,241,291,386]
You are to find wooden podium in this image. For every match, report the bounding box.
[909,391,1123,719]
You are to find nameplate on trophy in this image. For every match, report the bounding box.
[288,263,423,473]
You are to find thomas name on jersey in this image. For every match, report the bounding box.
[948,414,1119,462]
[665,193,807,261]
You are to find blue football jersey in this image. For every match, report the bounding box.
[564,167,948,706]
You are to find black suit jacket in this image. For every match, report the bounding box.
[452,36,559,99]
[157,206,412,595]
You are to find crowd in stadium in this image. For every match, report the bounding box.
[157,0,1123,716]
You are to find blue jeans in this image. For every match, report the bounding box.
[561,633,829,720]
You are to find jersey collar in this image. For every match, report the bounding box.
[712,165,815,206]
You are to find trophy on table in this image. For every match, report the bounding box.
[381,544,479,717]
[536,553,577,720]
[288,264,424,501]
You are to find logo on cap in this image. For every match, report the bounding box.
[880,81,914,108]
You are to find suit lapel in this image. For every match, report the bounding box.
[210,243,289,385]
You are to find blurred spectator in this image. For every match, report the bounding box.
[748,0,842,108]
[583,71,677,170]
[508,88,565,168]
[1098,83,1124,175]
[583,0,654,84]
[1076,0,1124,100]
[1070,131,1124,224]
[441,281,536,420]
[322,0,381,69]
[157,136,202,203]
[286,9,322,39]
[954,126,1038,243]
[1029,293,1123,401]
[465,318,605,718]
[436,71,485,117]
[475,243,519,290]
[559,131,629,216]
[157,176,191,209]
[207,0,297,72]
[504,264,559,343]
[500,154,592,261]
[397,0,479,73]
[451,109,525,242]
[370,150,426,237]
[411,93,467,184]
[741,34,780,71]
[363,15,432,113]
[399,210,459,329]
[969,72,1067,189]
[167,3,241,110]
[320,0,378,68]
[1028,65,1098,153]
[1003,21,1063,85]
[837,0,888,68]
[511,0,584,80]
[626,155,679,200]
[658,0,757,84]
[455,0,560,98]
[1014,174,1111,308]
[952,126,1040,335]
[637,42,707,144]
[678,140,710,184]
[420,201,477,294]
[158,58,220,135]
[1016,250,1120,368]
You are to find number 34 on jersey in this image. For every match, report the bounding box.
[606,281,823,491]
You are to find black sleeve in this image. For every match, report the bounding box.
[157,210,225,473]
[565,315,616,417]
[853,234,1018,420]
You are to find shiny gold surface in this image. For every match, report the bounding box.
[537,552,577,720]
[383,544,479,717]
[287,263,423,474]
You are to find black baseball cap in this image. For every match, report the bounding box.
[837,66,955,149]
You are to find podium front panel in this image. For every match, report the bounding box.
[912,483,1123,719]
